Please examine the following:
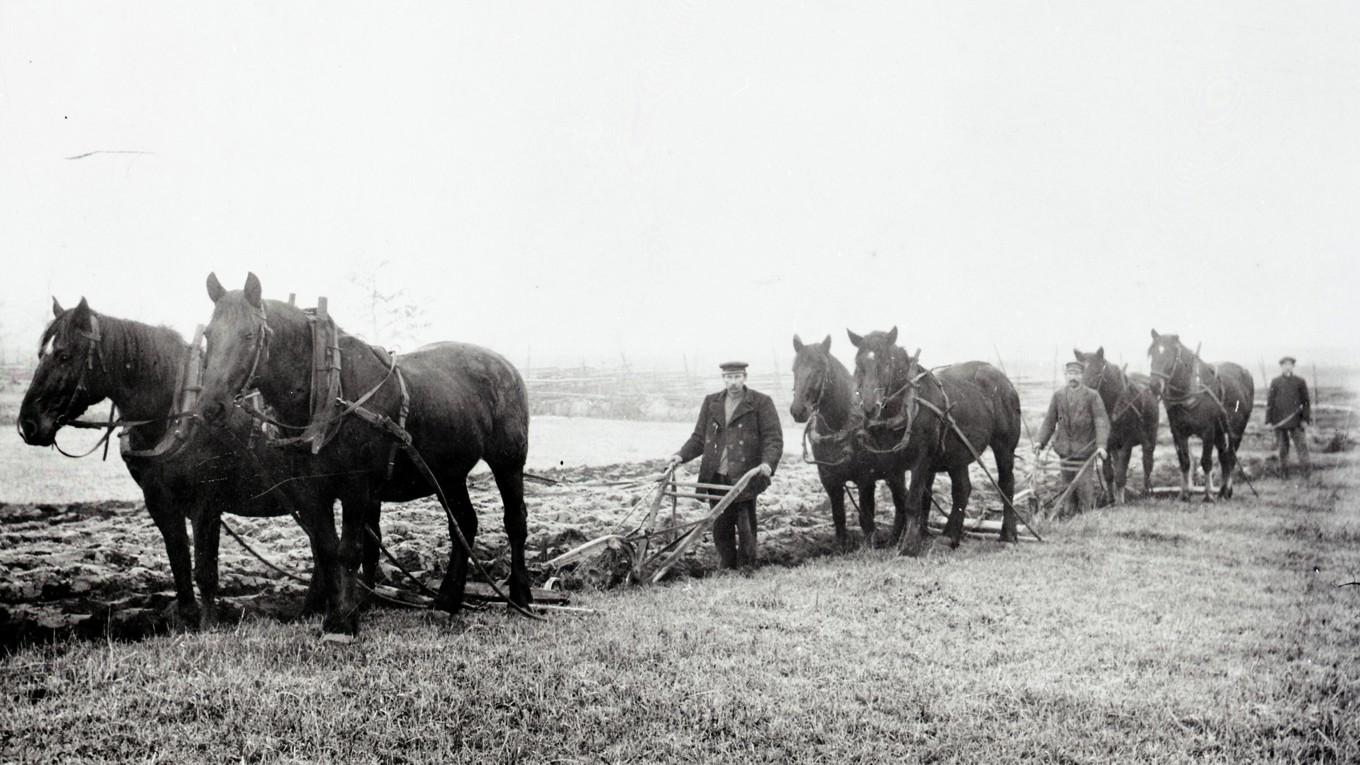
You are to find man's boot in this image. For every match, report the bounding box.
[735,506,758,569]
[713,507,740,569]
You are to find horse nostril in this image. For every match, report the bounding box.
[18,418,37,438]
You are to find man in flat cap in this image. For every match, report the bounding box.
[669,361,783,569]
[1036,359,1110,517]
[1266,355,1312,479]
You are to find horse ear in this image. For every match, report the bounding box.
[1073,348,1085,361]
[886,326,898,346]
[911,348,922,365]
[51,297,64,317]
[847,329,863,348]
[820,335,832,353]
[244,272,262,308]
[71,297,92,330]
[207,272,226,303]
[1150,329,1160,341]
[1095,346,1105,361]
[792,334,804,353]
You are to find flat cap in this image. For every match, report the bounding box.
[1278,355,1297,365]
[1064,360,1085,372]
[719,361,749,372]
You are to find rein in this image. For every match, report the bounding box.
[799,364,860,467]
[857,365,935,455]
[1094,361,1150,425]
[214,301,537,619]
[45,316,201,461]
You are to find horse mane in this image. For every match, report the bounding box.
[99,316,190,389]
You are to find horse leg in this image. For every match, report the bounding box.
[1199,433,1217,503]
[1215,427,1235,500]
[1112,444,1132,505]
[146,489,198,628]
[1172,429,1193,502]
[823,474,849,547]
[1141,430,1157,498]
[858,482,880,548]
[898,459,932,556]
[993,445,1019,543]
[311,499,357,637]
[357,500,384,588]
[886,474,910,551]
[189,500,222,630]
[944,465,971,549]
[436,475,479,615]
[919,472,937,539]
[300,522,329,616]
[491,464,533,609]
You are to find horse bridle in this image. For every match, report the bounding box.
[1092,358,1146,423]
[46,314,108,428]
[228,302,274,408]
[1149,342,1186,397]
[860,346,916,419]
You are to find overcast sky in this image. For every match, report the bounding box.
[2,2,1356,377]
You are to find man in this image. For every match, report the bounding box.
[1266,355,1312,479]
[669,361,783,569]
[1036,359,1111,517]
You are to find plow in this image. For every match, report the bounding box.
[544,465,764,583]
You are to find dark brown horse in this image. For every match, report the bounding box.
[789,334,914,548]
[848,327,1022,554]
[15,298,376,628]
[197,273,532,637]
[1075,346,1160,503]
[1147,330,1254,501]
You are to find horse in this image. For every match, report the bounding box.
[1074,346,1160,503]
[848,327,1022,554]
[196,272,532,637]
[789,334,914,548]
[14,298,379,629]
[1146,330,1253,501]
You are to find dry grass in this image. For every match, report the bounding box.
[2,454,1358,762]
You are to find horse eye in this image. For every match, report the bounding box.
[58,351,71,362]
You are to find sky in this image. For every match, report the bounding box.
[1,2,1357,378]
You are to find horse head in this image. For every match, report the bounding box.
[199,272,275,425]
[848,326,917,418]
[790,334,836,423]
[1146,329,1187,398]
[17,298,108,446]
[1075,346,1112,391]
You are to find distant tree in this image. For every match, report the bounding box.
[345,261,430,351]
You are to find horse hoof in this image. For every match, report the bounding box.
[1201,495,1216,505]
[321,612,359,637]
[897,536,925,557]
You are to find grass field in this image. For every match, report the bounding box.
[2,450,1357,762]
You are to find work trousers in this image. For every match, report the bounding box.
[1276,426,1311,472]
[709,473,758,569]
[1058,462,1097,518]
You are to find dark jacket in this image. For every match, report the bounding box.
[1267,374,1311,428]
[1037,384,1111,460]
[677,388,783,501]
